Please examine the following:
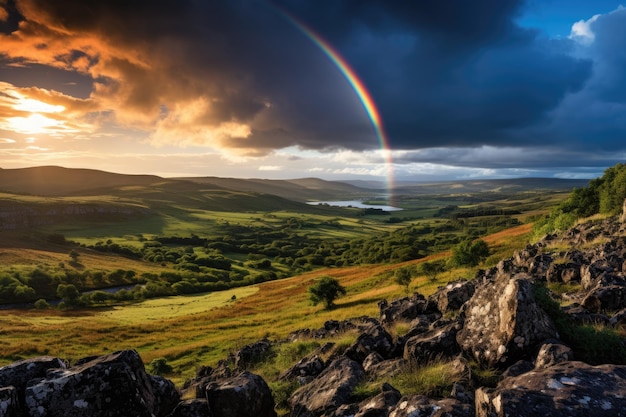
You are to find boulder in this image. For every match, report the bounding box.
[379,294,437,324]
[234,338,272,369]
[345,323,394,363]
[289,356,364,417]
[476,361,626,417]
[151,375,181,417]
[428,279,475,313]
[582,284,626,313]
[279,354,325,383]
[404,322,461,363]
[24,350,163,417]
[456,273,558,368]
[0,386,21,417]
[0,356,66,403]
[353,383,402,417]
[388,396,474,417]
[546,263,581,284]
[167,399,212,417]
[205,371,276,417]
[534,342,574,369]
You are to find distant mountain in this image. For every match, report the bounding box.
[175,176,375,202]
[0,166,163,196]
[391,178,590,195]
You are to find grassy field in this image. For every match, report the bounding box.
[0,223,533,387]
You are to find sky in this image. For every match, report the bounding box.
[0,0,625,185]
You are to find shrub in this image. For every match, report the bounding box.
[148,358,172,375]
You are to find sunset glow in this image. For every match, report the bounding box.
[0,1,624,181]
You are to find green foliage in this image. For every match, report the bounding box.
[148,358,172,375]
[449,239,489,267]
[395,267,413,293]
[56,284,80,306]
[308,276,346,309]
[533,163,626,236]
[418,260,446,283]
[34,298,49,309]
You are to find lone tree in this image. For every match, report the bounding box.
[418,260,446,283]
[309,276,346,309]
[395,267,412,294]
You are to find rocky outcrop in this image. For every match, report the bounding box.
[234,338,272,369]
[0,386,21,417]
[456,273,558,368]
[379,294,437,324]
[428,279,475,314]
[345,322,394,363]
[288,356,365,417]
[205,371,276,417]
[476,361,626,417]
[404,321,461,363]
[24,349,171,417]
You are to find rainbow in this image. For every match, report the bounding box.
[277,9,395,197]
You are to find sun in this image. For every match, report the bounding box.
[8,113,63,135]
[7,97,66,135]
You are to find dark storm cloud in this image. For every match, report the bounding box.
[1,0,624,165]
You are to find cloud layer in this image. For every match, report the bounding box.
[0,0,625,180]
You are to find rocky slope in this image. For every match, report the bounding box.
[3,212,626,416]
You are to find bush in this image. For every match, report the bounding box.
[449,239,489,267]
[148,358,172,375]
[34,298,49,309]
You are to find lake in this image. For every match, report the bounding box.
[307,200,402,211]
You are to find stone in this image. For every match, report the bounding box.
[582,284,626,313]
[388,396,474,417]
[345,323,394,363]
[279,354,325,382]
[151,375,181,417]
[0,356,66,403]
[167,399,212,417]
[610,308,626,327]
[0,386,21,417]
[205,371,276,417]
[534,342,574,369]
[234,338,272,369]
[353,383,402,417]
[403,322,461,363]
[379,294,437,324]
[428,279,475,313]
[288,356,365,417]
[476,361,626,417]
[24,349,163,417]
[456,273,558,368]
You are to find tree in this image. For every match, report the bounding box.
[419,260,446,283]
[450,239,490,267]
[309,276,346,309]
[69,250,80,263]
[56,283,80,306]
[394,267,412,294]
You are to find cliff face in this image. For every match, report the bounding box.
[0,203,151,230]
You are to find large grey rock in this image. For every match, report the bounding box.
[428,279,475,313]
[279,354,325,383]
[24,350,163,417]
[205,371,276,417]
[0,356,66,403]
[166,399,212,417]
[476,361,626,417]
[0,386,21,417]
[388,396,474,417]
[404,322,461,363]
[582,284,626,313]
[379,294,437,324]
[353,383,401,417]
[151,375,181,417]
[534,342,574,369]
[345,323,394,363]
[289,357,364,417]
[456,273,558,368]
[234,339,272,369]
